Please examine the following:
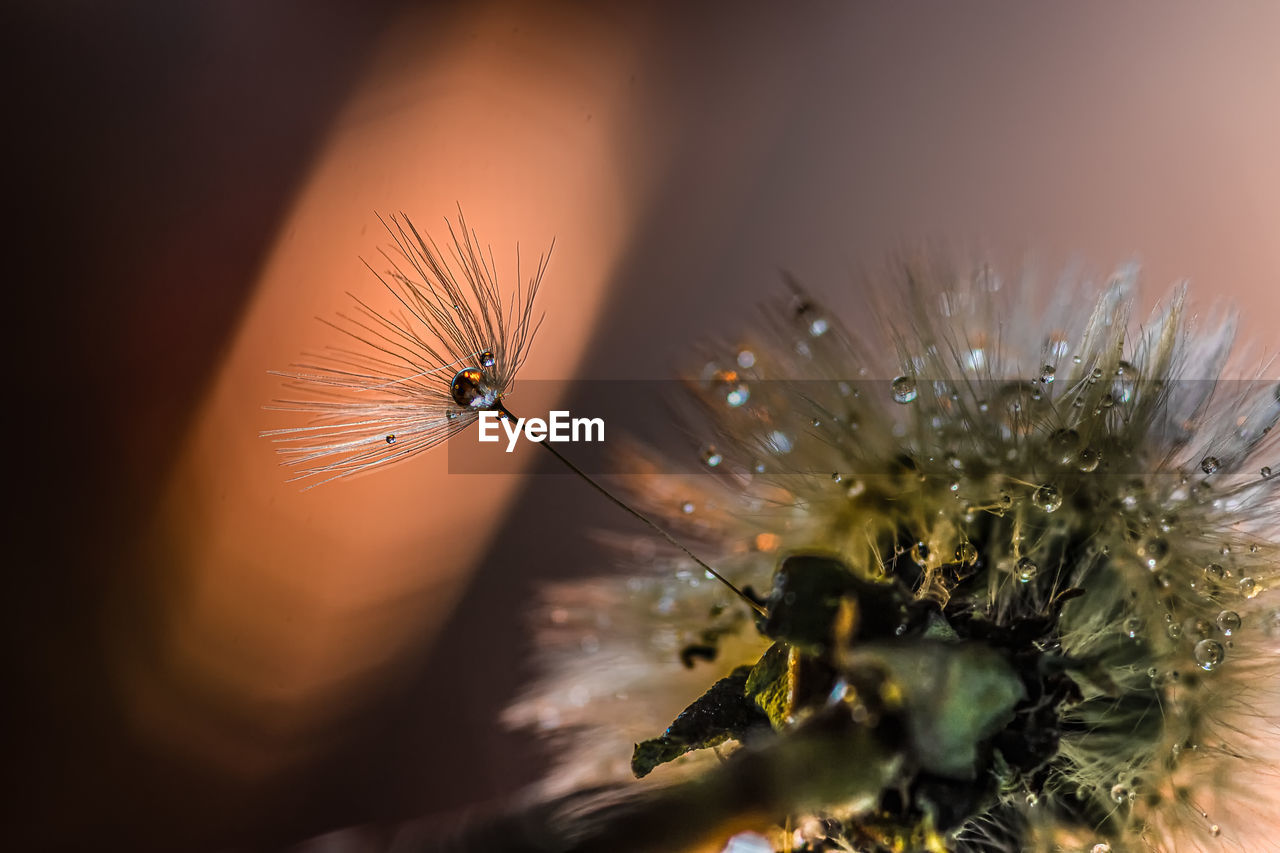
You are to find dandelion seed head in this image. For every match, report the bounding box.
[509,259,1280,851]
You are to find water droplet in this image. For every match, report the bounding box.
[1077,447,1101,472]
[1167,622,1183,639]
[1016,557,1038,583]
[1209,825,1221,838]
[479,350,496,368]
[1239,576,1259,598]
[1073,354,1083,364]
[808,317,830,337]
[891,375,918,404]
[736,350,756,369]
[1110,783,1133,804]
[1033,484,1063,513]
[1142,538,1169,569]
[766,431,793,454]
[1115,361,1138,402]
[1123,616,1143,638]
[680,501,694,514]
[1194,639,1225,671]
[725,384,750,407]
[831,472,842,483]
[1204,563,1226,582]
[1201,456,1221,474]
[910,541,930,567]
[702,447,723,468]
[1092,844,1112,853]
[1091,367,1104,381]
[1216,610,1241,635]
[450,367,497,408]
[1049,428,1080,462]
[1263,466,1273,479]
[1040,365,1056,383]
[955,542,978,565]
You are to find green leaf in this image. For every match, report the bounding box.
[744,641,793,729]
[630,666,769,778]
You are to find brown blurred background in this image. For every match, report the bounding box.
[9,2,1279,851]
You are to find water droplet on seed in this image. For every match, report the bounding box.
[891,375,918,404]
[450,367,496,408]
[1194,639,1225,670]
[808,317,829,337]
[1239,576,1259,598]
[1040,365,1056,383]
[702,447,723,468]
[1262,466,1273,479]
[479,350,496,368]
[385,434,396,444]
[955,542,978,565]
[1033,484,1063,512]
[766,431,793,454]
[1016,556,1038,582]
[1049,428,1080,462]
[1142,538,1169,569]
[1216,610,1241,635]
[1077,447,1101,472]
[1201,456,1221,474]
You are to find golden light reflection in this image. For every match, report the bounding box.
[115,2,660,781]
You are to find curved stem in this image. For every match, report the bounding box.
[495,401,766,617]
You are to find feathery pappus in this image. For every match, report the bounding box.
[262,211,546,486]
[505,263,1280,853]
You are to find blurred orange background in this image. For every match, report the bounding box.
[11,2,1279,850]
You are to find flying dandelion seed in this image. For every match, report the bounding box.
[261,210,546,486]
[264,214,763,615]
[504,262,1280,853]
